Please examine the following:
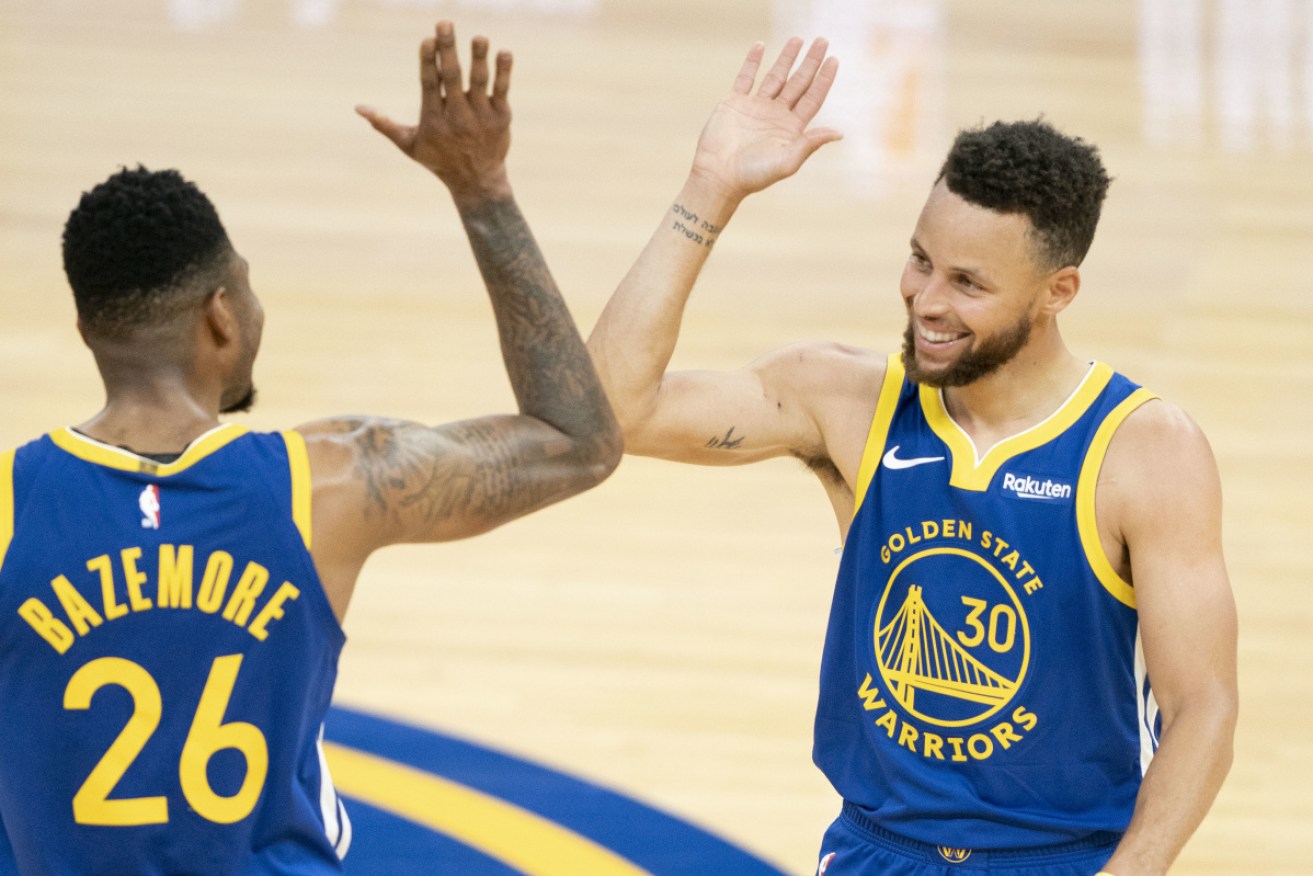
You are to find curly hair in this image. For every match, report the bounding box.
[937,119,1111,271]
[62,166,231,338]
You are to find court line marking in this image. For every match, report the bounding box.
[323,741,653,876]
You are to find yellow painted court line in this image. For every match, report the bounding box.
[323,741,653,876]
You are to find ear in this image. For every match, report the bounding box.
[201,286,239,348]
[1040,266,1080,316]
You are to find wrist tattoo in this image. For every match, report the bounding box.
[671,202,718,248]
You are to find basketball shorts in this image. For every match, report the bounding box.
[815,802,1118,875]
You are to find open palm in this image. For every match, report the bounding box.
[357,22,512,202]
[691,37,841,198]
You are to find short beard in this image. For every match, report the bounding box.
[220,385,257,414]
[901,315,1032,388]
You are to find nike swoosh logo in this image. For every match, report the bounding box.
[882,445,946,470]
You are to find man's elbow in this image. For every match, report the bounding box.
[586,425,624,485]
[1162,677,1239,766]
[584,347,661,449]
[562,418,624,489]
[1216,684,1239,770]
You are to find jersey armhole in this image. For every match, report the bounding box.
[852,353,906,514]
[1075,388,1159,609]
[0,449,14,575]
[282,431,313,551]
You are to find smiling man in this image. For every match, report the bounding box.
[587,38,1237,876]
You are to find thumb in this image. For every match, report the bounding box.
[355,105,414,153]
[782,127,842,174]
[798,127,843,162]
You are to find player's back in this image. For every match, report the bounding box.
[0,424,350,875]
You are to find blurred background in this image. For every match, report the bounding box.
[2,0,1311,871]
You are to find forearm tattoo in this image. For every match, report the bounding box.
[458,197,618,445]
[324,197,620,537]
[315,200,620,541]
[671,202,719,248]
[342,417,570,533]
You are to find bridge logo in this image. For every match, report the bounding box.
[873,547,1031,727]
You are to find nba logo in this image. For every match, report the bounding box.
[139,484,161,529]
[817,852,836,875]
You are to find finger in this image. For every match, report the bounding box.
[468,35,491,106]
[731,42,765,95]
[355,105,417,153]
[777,37,828,109]
[490,50,513,108]
[434,20,465,105]
[418,35,438,93]
[756,36,803,99]
[792,56,839,124]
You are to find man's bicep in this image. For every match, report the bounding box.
[626,344,845,466]
[1119,411,1237,716]
[621,369,789,464]
[303,414,608,548]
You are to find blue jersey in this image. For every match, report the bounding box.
[0,425,350,875]
[813,355,1161,849]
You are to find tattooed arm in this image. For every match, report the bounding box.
[586,38,845,470]
[297,23,620,620]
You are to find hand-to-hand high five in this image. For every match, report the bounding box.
[8,21,1234,876]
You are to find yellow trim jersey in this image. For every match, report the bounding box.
[0,426,350,874]
[814,355,1159,849]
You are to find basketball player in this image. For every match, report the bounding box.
[0,22,620,874]
[587,38,1237,875]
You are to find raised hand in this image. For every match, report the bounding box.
[690,37,841,201]
[357,21,513,204]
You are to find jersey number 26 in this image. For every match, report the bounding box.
[63,654,268,826]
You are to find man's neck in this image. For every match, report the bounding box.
[939,346,1090,447]
[76,398,222,459]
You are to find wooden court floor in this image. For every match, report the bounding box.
[2,0,1311,871]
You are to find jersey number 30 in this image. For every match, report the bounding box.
[62,654,269,826]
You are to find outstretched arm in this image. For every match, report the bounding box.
[1099,404,1238,875]
[304,22,621,618]
[355,23,618,450]
[587,38,845,465]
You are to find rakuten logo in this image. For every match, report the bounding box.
[1001,472,1073,501]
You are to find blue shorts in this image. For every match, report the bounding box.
[815,803,1119,875]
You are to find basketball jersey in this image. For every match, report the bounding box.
[0,424,351,875]
[813,354,1161,849]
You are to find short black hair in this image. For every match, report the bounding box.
[936,119,1111,271]
[62,166,231,337]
